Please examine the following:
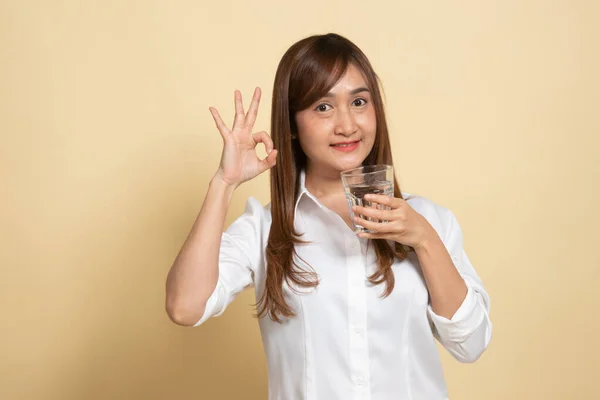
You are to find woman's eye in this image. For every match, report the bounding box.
[315,104,331,112]
[353,98,367,107]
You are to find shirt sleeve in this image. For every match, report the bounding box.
[427,210,493,363]
[193,197,264,327]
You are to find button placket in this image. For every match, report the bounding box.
[346,234,371,399]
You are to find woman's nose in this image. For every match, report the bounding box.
[334,108,358,136]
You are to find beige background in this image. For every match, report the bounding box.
[1,0,598,399]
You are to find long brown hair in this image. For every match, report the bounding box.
[256,33,409,323]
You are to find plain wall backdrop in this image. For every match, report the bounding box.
[1,0,598,399]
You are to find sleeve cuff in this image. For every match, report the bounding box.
[427,285,486,342]
[193,280,226,327]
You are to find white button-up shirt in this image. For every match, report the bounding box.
[195,171,492,400]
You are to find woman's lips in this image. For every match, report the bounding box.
[331,140,360,152]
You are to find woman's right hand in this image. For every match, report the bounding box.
[209,87,278,188]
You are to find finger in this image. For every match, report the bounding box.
[258,149,278,173]
[353,205,394,221]
[252,131,274,153]
[353,216,395,233]
[209,107,230,139]
[233,90,246,129]
[245,87,261,128]
[364,194,402,208]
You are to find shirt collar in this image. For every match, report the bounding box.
[294,168,324,219]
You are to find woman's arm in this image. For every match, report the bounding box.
[165,176,235,326]
[420,211,492,363]
[353,197,492,362]
[414,233,467,319]
[165,88,276,326]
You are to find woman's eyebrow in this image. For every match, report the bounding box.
[323,87,370,98]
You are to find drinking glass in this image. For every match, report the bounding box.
[341,165,394,233]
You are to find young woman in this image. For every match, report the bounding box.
[166,33,492,400]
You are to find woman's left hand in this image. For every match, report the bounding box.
[352,194,437,250]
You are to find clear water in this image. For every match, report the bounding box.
[344,180,393,233]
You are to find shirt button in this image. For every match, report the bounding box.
[352,326,364,337]
[353,376,366,386]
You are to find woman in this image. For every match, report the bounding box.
[166,33,492,400]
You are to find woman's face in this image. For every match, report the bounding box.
[294,64,377,176]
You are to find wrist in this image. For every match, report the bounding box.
[414,229,441,254]
[212,170,239,189]
[210,173,238,199]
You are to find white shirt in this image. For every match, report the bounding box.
[195,171,492,400]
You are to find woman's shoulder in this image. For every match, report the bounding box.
[402,191,454,236]
[402,191,450,213]
[219,197,273,261]
[226,196,273,233]
[241,196,272,215]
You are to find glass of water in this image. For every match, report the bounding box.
[341,165,394,233]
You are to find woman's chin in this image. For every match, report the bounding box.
[335,155,368,172]
[306,153,368,175]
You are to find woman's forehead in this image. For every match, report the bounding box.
[323,64,370,96]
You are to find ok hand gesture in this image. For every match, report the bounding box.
[210,88,277,188]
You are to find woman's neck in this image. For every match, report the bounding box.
[304,163,345,199]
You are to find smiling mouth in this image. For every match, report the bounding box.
[330,140,361,152]
[331,140,360,147]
